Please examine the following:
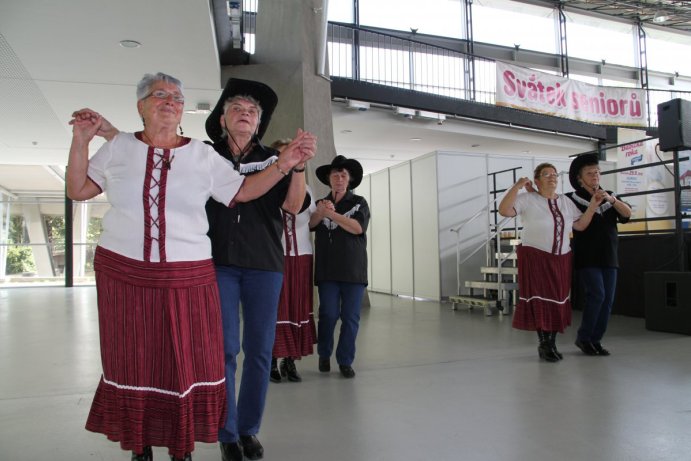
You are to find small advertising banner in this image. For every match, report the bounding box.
[496,62,647,127]
[617,128,673,232]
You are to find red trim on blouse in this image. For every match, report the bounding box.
[282,212,298,256]
[141,145,172,262]
[547,198,565,255]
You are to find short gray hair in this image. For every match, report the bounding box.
[221,95,263,138]
[136,72,184,100]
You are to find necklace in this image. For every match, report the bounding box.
[141,131,180,170]
[141,131,181,149]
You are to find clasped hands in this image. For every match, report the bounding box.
[315,199,336,219]
[277,129,317,171]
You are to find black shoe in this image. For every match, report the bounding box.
[220,442,244,461]
[169,454,192,461]
[280,358,302,382]
[319,357,331,372]
[132,446,153,461]
[339,364,356,378]
[575,339,599,356]
[592,343,611,356]
[270,358,281,383]
[240,435,264,460]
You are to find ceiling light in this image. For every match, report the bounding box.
[410,138,422,142]
[471,144,480,148]
[119,39,142,48]
[340,129,352,134]
[184,102,212,115]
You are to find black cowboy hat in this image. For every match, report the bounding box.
[568,153,600,190]
[205,78,278,143]
[316,155,364,190]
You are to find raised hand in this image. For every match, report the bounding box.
[515,177,533,192]
[70,108,119,141]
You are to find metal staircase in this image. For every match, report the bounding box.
[449,167,522,316]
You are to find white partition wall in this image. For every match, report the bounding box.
[369,169,392,294]
[389,162,414,297]
[411,154,440,300]
[437,152,491,299]
[357,176,372,287]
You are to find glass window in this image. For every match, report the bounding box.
[473,0,557,54]
[328,40,354,78]
[565,12,635,67]
[359,0,464,38]
[328,0,354,23]
[645,28,691,77]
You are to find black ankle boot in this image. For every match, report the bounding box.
[548,332,563,360]
[537,331,559,362]
[270,357,281,383]
[280,358,302,382]
[132,446,153,461]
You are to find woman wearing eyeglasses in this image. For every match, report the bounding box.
[67,72,315,461]
[204,78,315,461]
[498,163,603,362]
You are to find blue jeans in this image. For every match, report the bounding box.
[215,265,283,443]
[317,281,366,367]
[576,267,617,343]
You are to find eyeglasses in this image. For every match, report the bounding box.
[228,104,259,117]
[144,90,185,104]
[540,173,559,179]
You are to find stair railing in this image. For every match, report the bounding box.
[450,166,522,300]
[450,202,513,297]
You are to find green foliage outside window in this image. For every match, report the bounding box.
[5,215,36,275]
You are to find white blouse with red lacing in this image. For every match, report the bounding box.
[87,132,244,262]
[513,191,582,255]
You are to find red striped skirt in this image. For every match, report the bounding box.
[272,254,316,358]
[512,245,573,333]
[86,247,227,457]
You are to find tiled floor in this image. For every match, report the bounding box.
[1,287,690,461]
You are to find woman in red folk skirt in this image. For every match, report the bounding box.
[67,72,314,461]
[498,162,603,362]
[269,139,317,383]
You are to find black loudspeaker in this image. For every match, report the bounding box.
[644,271,691,335]
[657,98,691,152]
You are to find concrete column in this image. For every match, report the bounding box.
[220,0,335,199]
[22,204,53,276]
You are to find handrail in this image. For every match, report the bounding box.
[455,215,513,267]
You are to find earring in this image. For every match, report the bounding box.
[179,125,184,136]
